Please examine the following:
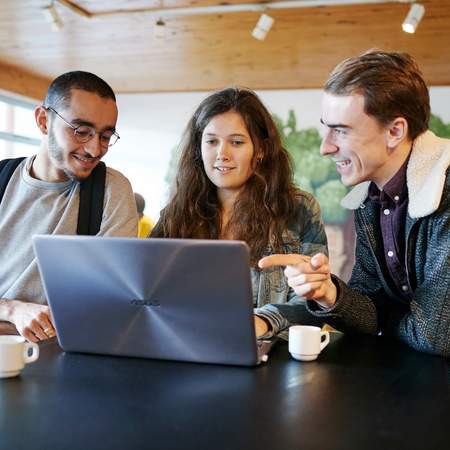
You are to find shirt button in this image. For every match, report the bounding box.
[394,196,400,201]
[402,285,409,291]
[388,251,394,257]
[384,209,390,215]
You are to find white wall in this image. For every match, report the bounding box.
[430,87,450,122]
[103,92,208,221]
[104,87,450,221]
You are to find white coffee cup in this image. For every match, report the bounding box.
[288,325,330,361]
[0,335,40,378]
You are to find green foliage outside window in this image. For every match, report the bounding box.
[429,113,450,139]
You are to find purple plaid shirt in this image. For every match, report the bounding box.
[368,156,413,303]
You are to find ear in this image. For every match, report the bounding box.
[386,117,409,149]
[35,106,50,135]
[256,139,267,160]
[253,148,265,168]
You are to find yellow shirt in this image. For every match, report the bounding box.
[138,214,155,238]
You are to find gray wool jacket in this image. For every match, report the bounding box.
[306,130,450,359]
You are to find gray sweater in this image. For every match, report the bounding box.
[0,157,138,305]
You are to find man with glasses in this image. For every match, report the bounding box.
[0,71,138,342]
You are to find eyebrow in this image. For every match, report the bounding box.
[320,118,350,129]
[203,133,248,137]
[71,118,116,132]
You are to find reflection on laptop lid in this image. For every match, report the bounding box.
[32,235,277,366]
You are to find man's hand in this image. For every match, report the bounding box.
[5,300,56,342]
[258,253,337,309]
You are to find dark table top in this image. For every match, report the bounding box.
[1,333,449,450]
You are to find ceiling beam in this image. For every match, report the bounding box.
[0,61,51,102]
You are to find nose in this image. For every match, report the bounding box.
[84,134,104,158]
[320,130,338,156]
[216,142,230,160]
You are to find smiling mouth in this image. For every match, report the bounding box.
[73,154,98,164]
[215,166,234,172]
[336,161,351,168]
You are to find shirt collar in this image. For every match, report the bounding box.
[368,154,410,203]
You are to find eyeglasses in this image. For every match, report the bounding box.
[47,107,120,148]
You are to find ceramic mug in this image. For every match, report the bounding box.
[288,325,330,361]
[0,335,40,378]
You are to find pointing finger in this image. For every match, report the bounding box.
[258,254,311,269]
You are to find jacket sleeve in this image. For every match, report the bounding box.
[306,196,450,358]
[304,217,381,337]
[254,192,328,339]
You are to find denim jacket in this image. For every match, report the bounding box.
[253,189,328,340]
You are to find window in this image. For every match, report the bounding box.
[0,95,40,160]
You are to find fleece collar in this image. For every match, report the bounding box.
[340,131,450,219]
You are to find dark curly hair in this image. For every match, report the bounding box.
[151,86,300,266]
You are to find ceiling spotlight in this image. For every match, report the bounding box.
[252,12,274,41]
[42,4,63,32]
[402,3,425,34]
[154,19,166,45]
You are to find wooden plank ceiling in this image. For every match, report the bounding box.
[0,0,449,100]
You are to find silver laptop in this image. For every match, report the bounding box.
[32,235,277,366]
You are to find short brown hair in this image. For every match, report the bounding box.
[325,49,430,140]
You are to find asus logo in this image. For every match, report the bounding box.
[131,299,161,307]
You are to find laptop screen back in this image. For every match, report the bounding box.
[32,235,259,366]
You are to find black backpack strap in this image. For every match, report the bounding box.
[0,157,27,204]
[77,162,106,235]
